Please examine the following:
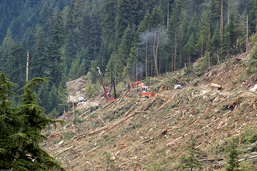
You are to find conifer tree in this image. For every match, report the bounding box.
[169,0,182,71]
[124,45,138,80]
[6,40,26,86]
[79,4,92,50]
[138,10,151,78]
[90,0,102,63]
[0,72,18,169]
[49,11,65,84]
[31,32,47,78]
[115,0,133,46]
[249,0,257,33]
[100,0,117,56]
[0,74,64,170]
[118,25,135,71]
[179,135,202,171]
[225,141,241,171]
[105,52,121,82]
[0,29,15,65]
[184,33,196,64]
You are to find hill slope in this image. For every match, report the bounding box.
[42,52,257,170]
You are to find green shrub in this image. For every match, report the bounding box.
[225,141,241,171]
[248,133,257,143]
[85,84,100,98]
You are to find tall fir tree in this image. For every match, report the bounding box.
[31,32,47,78]
[6,40,26,86]
[49,11,65,85]
[0,74,64,170]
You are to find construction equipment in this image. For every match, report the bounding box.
[129,81,155,98]
[97,67,116,102]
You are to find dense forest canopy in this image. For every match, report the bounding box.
[0,0,256,114]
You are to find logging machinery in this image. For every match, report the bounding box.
[97,67,116,102]
[128,81,155,98]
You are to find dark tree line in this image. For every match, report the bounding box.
[0,0,256,114]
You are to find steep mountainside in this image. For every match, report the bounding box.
[42,52,257,170]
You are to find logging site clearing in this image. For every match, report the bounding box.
[42,51,257,170]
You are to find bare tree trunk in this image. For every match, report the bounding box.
[228,0,230,24]
[136,51,138,81]
[179,46,182,69]
[153,31,159,76]
[19,63,22,82]
[174,31,177,71]
[188,51,191,64]
[167,0,170,29]
[171,54,173,72]
[208,51,211,69]
[201,42,204,57]
[145,30,148,79]
[156,32,160,73]
[246,15,249,53]
[220,0,223,42]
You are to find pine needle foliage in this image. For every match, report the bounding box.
[179,135,202,171]
[225,141,241,171]
[0,73,64,171]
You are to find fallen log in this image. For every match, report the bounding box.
[118,89,130,104]
[210,83,223,90]
[226,96,242,110]
[199,158,225,162]
[156,93,178,111]
[142,128,171,144]
[88,126,109,136]
[83,146,99,158]
[55,146,74,156]
[99,111,143,136]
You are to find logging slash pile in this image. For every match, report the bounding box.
[42,52,257,170]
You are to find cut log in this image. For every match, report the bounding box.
[226,96,242,110]
[100,111,143,135]
[118,89,130,104]
[56,146,74,156]
[210,83,223,90]
[83,146,99,158]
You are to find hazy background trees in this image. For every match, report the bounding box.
[0,0,256,115]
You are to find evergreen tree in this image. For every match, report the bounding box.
[6,40,26,86]
[179,135,202,171]
[151,5,164,75]
[64,30,78,72]
[225,141,241,171]
[168,0,182,71]
[115,0,133,48]
[79,3,92,49]
[49,11,65,84]
[117,25,135,80]
[138,10,152,78]
[223,12,237,56]
[39,5,53,39]
[184,33,196,64]
[196,3,211,58]
[31,32,47,78]
[124,45,138,80]
[249,0,257,33]
[100,0,117,57]
[0,29,15,71]
[105,52,122,82]
[0,72,18,169]
[90,1,102,62]
[0,74,64,170]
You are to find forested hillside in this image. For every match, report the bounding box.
[0,0,256,115]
